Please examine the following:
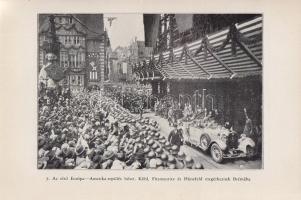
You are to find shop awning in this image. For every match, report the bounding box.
[133,16,262,81]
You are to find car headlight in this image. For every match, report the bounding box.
[221,134,227,143]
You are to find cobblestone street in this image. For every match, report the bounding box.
[143,112,262,169]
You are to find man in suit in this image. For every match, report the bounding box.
[168,123,184,147]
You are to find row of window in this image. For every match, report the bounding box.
[69,75,83,86]
[59,52,85,68]
[63,74,101,86]
[59,35,85,46]
[89,71,98,80]
[39,35,85,47]
[56,16,73,24]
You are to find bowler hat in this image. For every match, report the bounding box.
[147,139,154,146]
[160,139,166,144]
[160,153,168,161]
[143,146,151,154]
[155,148,163,156]
[177,151,186,160]
[185,156,194,168]
[103,151,115,161]
[147,151,155,159]
[167,155,176,165]
[151,143,158,149]
[75,145,86,156]
[171,145,179,155]
[38,137,46,149]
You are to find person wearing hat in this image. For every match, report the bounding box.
[149,158,157,169]
[167,106,175,126]
[64,158,75,169]
[127,147,145,169]
[59,143,75,161]
[45,150,62,169]
[138,100,144,119]
[184,156,195,169]
[89,154,103,169]
[145,151,156,169]
[151,143,158,150]
[155,147,163,158]
[193,163,204,169]
[163,141,171,152]
[38,157,49,169]
[168,163,176,169]
[168,123,184,147]
[176,151,186,169]
[95,108,109,123]
[75,145,87,168]
[171,145,180,156]
[147,139,155,146]
[101,151,115,169]
[111,152,126,169]
[156,159,164,169]
[167,155,176,168]
[153,132,160,141]
[105,124,121,153]
[160,153,168,168]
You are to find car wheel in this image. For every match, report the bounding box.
[200,134,211,151]
[210,143,223,163]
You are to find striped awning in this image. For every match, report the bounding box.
[135,16,262,81]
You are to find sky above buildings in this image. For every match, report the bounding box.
[104,14,144,50]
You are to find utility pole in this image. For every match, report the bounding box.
[101,29,106,89]
[202,88,206,109]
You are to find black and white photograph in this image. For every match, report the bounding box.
[37,13,263,170]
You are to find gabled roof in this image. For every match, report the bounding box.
[134,16,262,81]
[39,14,104,39]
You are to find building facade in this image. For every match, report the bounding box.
[38,14,109,92]
[133,14,263,133]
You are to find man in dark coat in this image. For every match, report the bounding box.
[95,109,109,123]
[168,124,184,147]
[138,100,144,119]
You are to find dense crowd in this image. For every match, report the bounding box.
[154,100,222,128]
[38,88,203,169]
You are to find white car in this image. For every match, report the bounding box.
[184,124,256,163]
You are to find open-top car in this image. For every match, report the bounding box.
[184,124,256,163]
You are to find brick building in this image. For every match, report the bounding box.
[38,14,110,92]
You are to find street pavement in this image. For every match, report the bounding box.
[142,112,262,169]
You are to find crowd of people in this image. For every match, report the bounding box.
[38,88,204,169]
[104,85,153,115]
[38,53,262,169]
[154,100,221,128]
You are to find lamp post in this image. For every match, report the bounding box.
[202,88,206,109]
